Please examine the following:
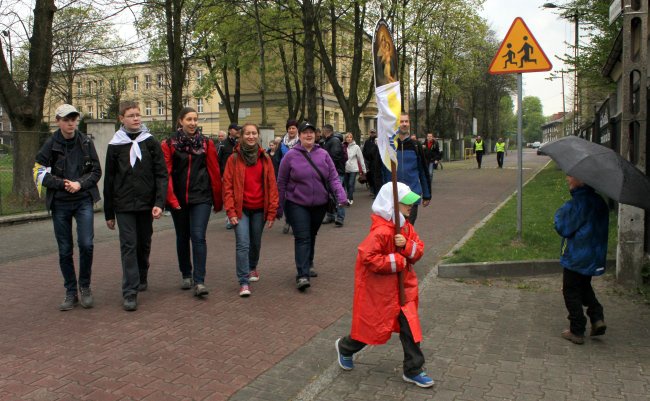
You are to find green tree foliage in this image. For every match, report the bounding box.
[522,96,545,142]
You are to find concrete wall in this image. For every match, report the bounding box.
[86,120,116,209]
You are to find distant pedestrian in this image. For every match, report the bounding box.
[554,175,608,345]
[423,133,441,185]
[34,104,102,311]
[380,113,431,225]
[474,135,485,169]
[495,137,506,168]
[343,132,366,205]
[222,123,279,297]
[362,129,381,197]
[277,122,347,291]
[104,101,168,311]
[335,182,434,388]
[162,107,223,298]
[321,124,346,227]
[218,123,240,230]
[276,120,301,234]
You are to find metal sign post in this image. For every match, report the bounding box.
[517,73,523,239]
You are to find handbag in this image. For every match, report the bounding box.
[300,151,338,213]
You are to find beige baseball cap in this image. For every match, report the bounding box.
[55,104,80,118]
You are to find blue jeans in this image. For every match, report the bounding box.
[171,202,212,284]
[326,175,346,222]
[115,211,153,297]
[51,197,94,296]
[234,208,265,285]
[343,172,358,201]
[285,200,327,279]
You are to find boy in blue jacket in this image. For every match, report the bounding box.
[554,175,609,344]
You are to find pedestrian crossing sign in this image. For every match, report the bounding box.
[489,17,552,75]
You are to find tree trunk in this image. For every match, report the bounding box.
[253,0,268,126]
[301,0,318,124]
[165,0,184,126]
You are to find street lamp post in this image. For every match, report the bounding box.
[1,30,12,77]
[546,70,568,137]
[542,3,580,136]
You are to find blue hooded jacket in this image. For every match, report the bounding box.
[554,185,609,276]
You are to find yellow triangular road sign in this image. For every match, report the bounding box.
[489,17,552,75]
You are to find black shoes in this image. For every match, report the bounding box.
[59,295,79,311]
[123,294,138,311]
[590,320,607,337]
[138,282,148,292]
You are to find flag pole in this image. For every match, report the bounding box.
[391,160,406,307]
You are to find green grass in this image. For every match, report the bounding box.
[0,154,46,216]
[444,162,618,263]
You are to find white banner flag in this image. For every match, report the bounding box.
[375,81,401,170]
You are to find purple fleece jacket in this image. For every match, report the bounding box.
[277,143,347,215]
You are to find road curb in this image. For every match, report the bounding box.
[438,259,617,278]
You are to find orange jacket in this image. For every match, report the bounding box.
[350,214,424,345]
[222,146,279,221]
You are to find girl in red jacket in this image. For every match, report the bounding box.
[335,182,434,388]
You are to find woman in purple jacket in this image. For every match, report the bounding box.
[277,122,348,291]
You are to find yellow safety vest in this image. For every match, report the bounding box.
[475,140,484,151]
[495,142,505,152]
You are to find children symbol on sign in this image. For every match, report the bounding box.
[518,36,537,68]
[502,43,517,69]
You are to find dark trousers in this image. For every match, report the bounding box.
[476,151,484,168]
[115,211,153,297]
[170,202,212,284]
[408,203,419,226]
[562,268,604,336]
[284,200,327,279]
[496,152,504,168]
[339,312,425,376]
[51,198,95,296]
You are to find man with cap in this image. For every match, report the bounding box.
[320,123,346,226]
[34,104,102,311]
[334,181,434,388]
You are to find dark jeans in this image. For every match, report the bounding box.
[339,312,425,376]
[325,175,346,222]
[234,208,265,285]
[496,152,504,168]
[476,151,484,168]
[171,202,212,284]
[285,200,327,279]
[51,197,94,296]
[563,268,604,336]
[408,203,419,226]
[343,172,358,201]
[115,211,153,297]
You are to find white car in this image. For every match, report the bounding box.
[531,141,541,149]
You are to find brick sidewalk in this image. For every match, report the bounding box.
[0,151,555,400]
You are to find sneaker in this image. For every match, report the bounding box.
[123,294,137,312]
[181,277,193,290]
[309,269,318,278]
[334,219,343,227]
[194,283,209,297]
[138,282,148,292]
[296,277,310,291]
[248,270,260,282]
[239,285,251,297]
[402,372,434,388]
[590,320,607,337]
[335,338,354,370]
[561,329,585,344]
[282,223,291,234]
[79,287,94,308]
[348,199,354,205]
[59,294,78,311]
[322,216,334,224]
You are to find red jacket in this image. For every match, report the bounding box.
[161,136,223,212]
[350,214,424,345]
[222,146,279,221]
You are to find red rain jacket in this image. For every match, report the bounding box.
[350,214,424,345]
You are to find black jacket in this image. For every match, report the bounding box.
[322,134,345,175]
[218,136,238,174]
[103,134,168,220]
[35,130,101,211]
[423,140,441,164]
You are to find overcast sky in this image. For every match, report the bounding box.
[480,0,575,116]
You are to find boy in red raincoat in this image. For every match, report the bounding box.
[335,182,433,388]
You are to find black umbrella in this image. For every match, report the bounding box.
[539,136,650,210]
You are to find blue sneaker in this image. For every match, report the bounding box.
[335,338,353,370]
[402,372,434,388]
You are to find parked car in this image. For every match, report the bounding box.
[531,141,541,149]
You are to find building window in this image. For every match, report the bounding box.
[157,74,164,89]
[0,121,3,131]
[145,74,151,90]
[97,80,103,94]
[157,101,164,115]
[145,102,152,116]
[98,106,104,119]
[133,76,139,92]
[88,105,93,119]
[197,98,203,113]
[87,81,93,95]
[197,70,203,85]
[0,106,3,117]
[183,98,190,107]
[110,79,115,90]
[77,81,83,96]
